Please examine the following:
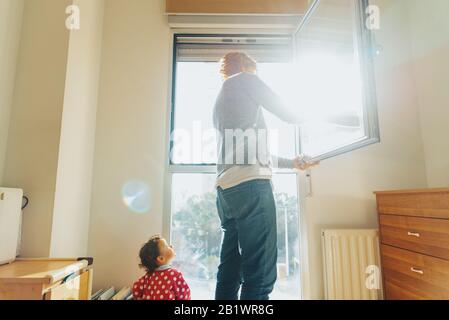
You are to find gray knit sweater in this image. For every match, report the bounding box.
[213,72,303,177]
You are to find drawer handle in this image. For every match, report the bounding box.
[407,232,421,238]
[411,267,424,275]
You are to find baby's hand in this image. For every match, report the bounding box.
[293,154,320,171]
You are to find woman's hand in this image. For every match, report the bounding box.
[293,154,320,171]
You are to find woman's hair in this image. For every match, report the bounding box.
[220,52,257,80]
[139,235,162,273]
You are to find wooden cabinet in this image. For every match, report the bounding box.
[375,189,449,300]
[381,244,449,300]
[0,258,93,300]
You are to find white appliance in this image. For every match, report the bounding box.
[0,188,23,265]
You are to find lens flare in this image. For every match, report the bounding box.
[121,180,151,214]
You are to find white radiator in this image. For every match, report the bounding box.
[322,229,383,300]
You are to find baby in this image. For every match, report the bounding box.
[132,235,191,300]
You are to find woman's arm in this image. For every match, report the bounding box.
[272,155,319,170]
[245,73,361,127]
[245,73,304,125]
[271,155,295,169]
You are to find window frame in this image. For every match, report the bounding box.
[169,33,297,169]
[164,31,309,300]
[293,0,380,162]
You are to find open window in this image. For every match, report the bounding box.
[293,0,379,161]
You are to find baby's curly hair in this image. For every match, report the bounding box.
[220,52,257,80]
[139,235,162,274]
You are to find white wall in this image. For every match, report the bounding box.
[50,0,105,257]
[3,0,72,257]
[408,0,449,187]
[0,0,24,185]
[3,0,103,258]
[87,0,170,290]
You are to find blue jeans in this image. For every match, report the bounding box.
[215,179,277,300]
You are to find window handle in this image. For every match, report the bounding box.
[306,169,312,197]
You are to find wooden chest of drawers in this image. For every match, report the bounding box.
[375,188,449,300]
[0,258,93,300]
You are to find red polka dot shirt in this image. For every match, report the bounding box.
[132,267,191,300]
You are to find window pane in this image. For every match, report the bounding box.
[170,173,301,300]
[171,62,298,165]
[294,0,369,159]
[271,174,301,300]
[172,62,220,164]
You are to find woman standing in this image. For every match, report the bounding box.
[213,52,318,300]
